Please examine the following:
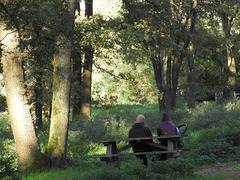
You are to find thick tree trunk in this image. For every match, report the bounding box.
[47,0,76,168]
[151,49,174,112]
[47,33,72,168]
[0,24,41,171]
[172,1,197,109]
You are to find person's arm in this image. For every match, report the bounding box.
[128,129,134,145]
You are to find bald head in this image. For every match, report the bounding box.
[136,114,145,123]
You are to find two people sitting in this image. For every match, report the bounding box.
[128,113,177,165]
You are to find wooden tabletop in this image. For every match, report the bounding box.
[97,134,188,143]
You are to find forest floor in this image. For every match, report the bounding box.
[194,163,240,179]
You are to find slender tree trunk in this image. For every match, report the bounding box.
[172,1,197,109]
[186,1,197,109]
[221,11,236,99]
[71,1,82,120]
[0,23,41,171]
[72,48,82,120]
[165,54,173,110]
[47,0,76,168]
[80,0,93,117]
[34,70,43,130]
[80,45,93,117]
[187,41,196,109]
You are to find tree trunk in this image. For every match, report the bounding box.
[80,45,93,117]
[187,41,196,109]
[72,48,82,120]
[171,56,179,109]
[47,0,76,168]
[186,2,197,109]
[221,11,236,99]
[34,71,43,130]
[165,54,173,110]
[0,23,41,171]
[172,1,197,109]
[80,0,93,117]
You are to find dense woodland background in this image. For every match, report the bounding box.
[0,0,240,179]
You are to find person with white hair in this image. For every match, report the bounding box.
[129,114,153,165]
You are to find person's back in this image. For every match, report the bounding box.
[129,122,152,152]
[157,120,176,136]
[156,113,176,160]
[157,113,176,137]
[129,114,153,165]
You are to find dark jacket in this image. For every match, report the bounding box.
[129,123,153,152]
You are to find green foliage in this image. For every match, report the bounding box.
[184,101,240,131]
[20,158,194,180]
[149,159,194,178]
[0,139,17,178]
[181,101,240,166]
[81,165,126,180]
[0,114,17,177]
[2,101,240,179]
[0,94,7,112]
[68,115,131,156]
[0,113,12,139]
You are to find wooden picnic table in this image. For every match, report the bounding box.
[92,134,188,164]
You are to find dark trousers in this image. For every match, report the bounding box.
[136,155,148,166]
[160,139,168,160]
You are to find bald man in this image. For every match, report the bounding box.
[129,114,153,165]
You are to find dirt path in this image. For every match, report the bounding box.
[194,164,240,179]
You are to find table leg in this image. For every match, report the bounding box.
[104,142,118,164]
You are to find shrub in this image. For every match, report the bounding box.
[149,159,194,178]
[186,124,240,165]
[0,112,12,139]
[80,165,127,180]
[0,139,17,178]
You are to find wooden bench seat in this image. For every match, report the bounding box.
[92,135,187,164]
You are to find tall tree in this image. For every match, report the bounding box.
[122,0,199,111]
[79,0,93,117]
[186,0,198,109]
[219,0,238,98]
[202,0,239,99]
[47,0,76,167]
[0,21,41,171]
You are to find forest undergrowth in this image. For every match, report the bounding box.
[1,100,240,179]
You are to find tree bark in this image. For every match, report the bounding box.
[47,0,76,168]
[34,70,43,130]
[80,0,93,117]
[0,23,41,171]
[221,8,236,99]
[72,48,82,120]
[80,45,93,117]
[186,1,197,109]
[187,41,196,109]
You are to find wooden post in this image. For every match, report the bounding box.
[104,142,118,164]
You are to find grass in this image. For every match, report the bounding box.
[21,168,87,180]
[1,100,240,179]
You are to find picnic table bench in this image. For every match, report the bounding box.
[92,134,188,164]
